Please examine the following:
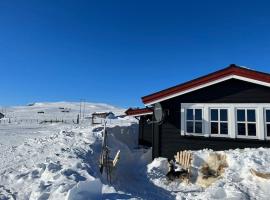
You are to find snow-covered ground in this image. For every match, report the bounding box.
[147,148,270,200]
[1,102,270,200]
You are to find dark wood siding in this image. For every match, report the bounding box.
[160,133,270,159]
[154,79,270,159]
[152,123,160,158]
[138,115,153,147]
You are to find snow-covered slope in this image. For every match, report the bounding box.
[3,101,124,121]
[0,102,125,146]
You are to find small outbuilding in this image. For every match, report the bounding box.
[125,107,153,146]
[130,64,270,159]
[92,112,115,124]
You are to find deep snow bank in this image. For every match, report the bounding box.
[0,127,100,199]
[147,148,270,200]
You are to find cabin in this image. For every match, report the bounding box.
[132,64,270,160]
[125,107,153,146]
[92,112,115,124]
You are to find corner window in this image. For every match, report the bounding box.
[210,109,228,135]
[186,109,203,134]
[265,109,270,137]
[237,109,257,137]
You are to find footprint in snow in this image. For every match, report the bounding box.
[38,181,52,192]
[36,192,50,200]
[47,162,62,173]
[61,169,86,182]
[31,170,41,179]
[15,172,30,180]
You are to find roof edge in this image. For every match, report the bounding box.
[142,64,270,105]
[125,107,153,116]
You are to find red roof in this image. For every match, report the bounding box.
[125,107,153,116]
[142,64,270,105]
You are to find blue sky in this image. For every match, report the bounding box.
[1,0,270,108]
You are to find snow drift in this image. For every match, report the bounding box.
[147,148,270,200]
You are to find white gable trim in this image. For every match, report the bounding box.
[145,75,270,106]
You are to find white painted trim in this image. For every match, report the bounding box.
[204,107,210,137]
[235,108,259,139]
[183,107,206,136]
[180,107,185,136]
[181,103,270,140]
[209,108,229,137]
[257,107,264,140]
[185,108,204,134]
[230,107,236,138]
[264,108,270,139]
[128,112,153,117]
[145,75,270,106]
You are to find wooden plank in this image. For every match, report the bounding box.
[112,150,120,167]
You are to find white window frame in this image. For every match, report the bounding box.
[185,108,204,136]
[181,103,268,140]
[236,108,258,139]
[210,108,229,136]
[264,109,270,139]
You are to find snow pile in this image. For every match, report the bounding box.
[66,179,103,200]
[147,148,270,200]
[0,127,100,199]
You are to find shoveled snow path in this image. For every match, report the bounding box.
[101,127,176,200]
[111,152,176,200]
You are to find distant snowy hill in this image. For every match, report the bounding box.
[3,101,125,121]
[0,102,127,147]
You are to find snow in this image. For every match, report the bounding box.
[0,101,270,200]
[147,149,270,200]
[66,179,103,200]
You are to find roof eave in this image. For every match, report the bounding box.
[142,65,270,105]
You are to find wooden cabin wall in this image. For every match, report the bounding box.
[139,115,153,147]
[155,79,270,159]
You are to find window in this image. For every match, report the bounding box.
[236,109,257,137]
[210,109,228,135]
[265,109,270,137]
[186,109,203,134]
[182,103,270,140]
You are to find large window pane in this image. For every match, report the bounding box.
[195,122,202,133]
[266,110,270,122]
[220,123,228,135]
[195,109,202,120]
[187,109,193,120]
[211,122,218,134]
[211,109,218,121]
[237,110,245,122]
[247,110,256,122]
[267,124,270,137]
[237,123,246,135]
[220,109,228,121]
[186,121,193,133]
[247,124,256,136]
